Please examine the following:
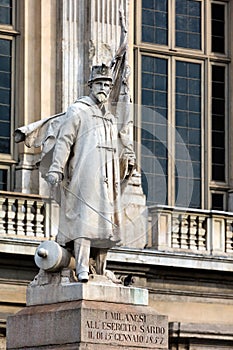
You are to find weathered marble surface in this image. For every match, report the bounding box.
[7,299,168,349]
[26,274,148,306]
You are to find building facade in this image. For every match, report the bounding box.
[1,0,233,349]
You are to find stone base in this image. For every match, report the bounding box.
[6,345,165,350]
[7,300,168,349]
[7,274,168,349]
[26,274,149,306]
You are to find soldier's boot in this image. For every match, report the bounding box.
[74,238,91,282]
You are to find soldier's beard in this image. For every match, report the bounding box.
[96,92,108,103]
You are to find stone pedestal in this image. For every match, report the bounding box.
[7,275,168,349]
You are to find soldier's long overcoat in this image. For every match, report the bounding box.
[49,96,122,248]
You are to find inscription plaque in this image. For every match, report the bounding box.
[7,299,168,349]
[82,307,168,348]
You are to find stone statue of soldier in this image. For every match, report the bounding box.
[14,10,136,284]
[45,64,132,282]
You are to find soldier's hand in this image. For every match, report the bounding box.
[46,172,62,186]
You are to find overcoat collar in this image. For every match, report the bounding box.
[75,96,113,122]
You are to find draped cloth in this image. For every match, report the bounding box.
[14,112,67,178]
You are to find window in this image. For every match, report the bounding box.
[211,3,225,54]
[211,64,225,182]
[0,167,9,190]
[211,192,225,211]
[142,0,168,45]
[175,60,201,207]
[0,0,12,25]
[0,38,12,154]
[135,0,229,210]
[141,56,168,205]
[176,0,201,50]
[0,0,16,190]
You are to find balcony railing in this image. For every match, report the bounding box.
[1,191,233,258]
[148,205,233,256]
[0,191,58,243]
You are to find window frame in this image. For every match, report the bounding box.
[137,50,205,208]
[208,0,229,57]
[0,0,17,158]
[0,33,15,160]
[173,0,204,54]
[211,190,227,211]
[0,164,11,191]
[140,53,170,206]
[173,56,204,208]
[137,0,205,55]
[209,61,229,186]
[134,0,230,210]
[0,0,19,191]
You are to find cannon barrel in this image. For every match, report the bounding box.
[35,241,75,272]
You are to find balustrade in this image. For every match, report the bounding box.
[0,191,51,240]
[1,191,233,257]
[149,205,233,256]
[225,219,233,253]
[0,197,6,235]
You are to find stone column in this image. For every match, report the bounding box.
[58,0,129,108]
[15,0,57,194]
[57,0,90,109]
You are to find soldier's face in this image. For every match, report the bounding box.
[91,80,112,103]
